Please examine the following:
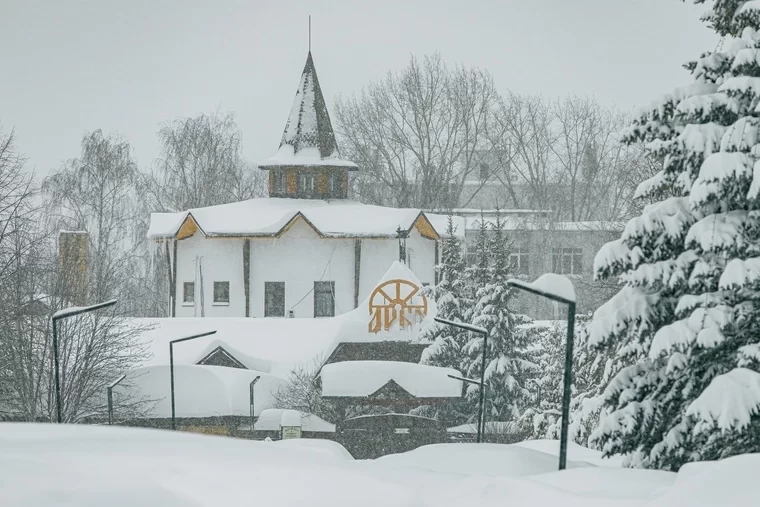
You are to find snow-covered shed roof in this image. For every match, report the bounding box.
[320,361,462,398]
[259,52,356,171]
[132,316,342,378]
[125,364,285,418]
[147,198,444,240]
[254,409,336,433]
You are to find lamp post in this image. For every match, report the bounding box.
[52,299,118,423]
[436,317,488,444]
[250,375,261,435]
[532,379,542,408]
[169,330,217,430]
[447,373,487,442]
[107,374,127,425]
[507,274,576,470]
[396,226,409,264]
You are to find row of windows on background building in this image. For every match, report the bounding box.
[464,247,583,276]
[271,170,342,195]
[182,280,336,317]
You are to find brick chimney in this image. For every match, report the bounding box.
[58,231,88,306]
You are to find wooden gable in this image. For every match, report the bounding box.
[176,214,202,240]
[412,213,440,240]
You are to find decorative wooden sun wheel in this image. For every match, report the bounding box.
[368,279,428,333]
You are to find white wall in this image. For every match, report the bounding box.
[249,219,355,318]
[175,235,245,318]
[173,222,438,318]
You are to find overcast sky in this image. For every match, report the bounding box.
[1,0,718,177]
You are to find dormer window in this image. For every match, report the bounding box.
[327,172,341,194]
[273,170,286,193]
[298,173,316,194]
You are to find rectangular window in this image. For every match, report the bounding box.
[552,248,583,275]
[265,282,285,317]
[183,282,195,304]
[273,170,286,193]
[314,281,335,317]
[509,247,530,276]
[479,163,489,181]
[327,173,340,194]
[298,173,316,194]
[213,281,230,304]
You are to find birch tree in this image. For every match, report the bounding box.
[151,112,266,212]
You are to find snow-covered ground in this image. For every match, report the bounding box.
[1,423,757,506]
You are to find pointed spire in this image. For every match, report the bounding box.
[260,52,356,170]
[280,52,339,158]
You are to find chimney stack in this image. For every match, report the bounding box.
[58,231,88,306]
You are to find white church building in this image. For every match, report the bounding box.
[147,52,453,319]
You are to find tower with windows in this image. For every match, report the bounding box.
[259,52,357,199]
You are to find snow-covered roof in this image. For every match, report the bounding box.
[461,214,624,233]
[259,52,356,170]
[126,364,284,418]
[254,409,336,433]
[147,198,443,240]
[320,361,462,398]
[132,316,342,378]
[425,213,467,239]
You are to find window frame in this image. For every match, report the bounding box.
[313,281,335,317]
[297,172,316,194]
[552,247,583,275]
[327,172,341,195]
[213,281,230,305]
[509,247,530,276]
[272,170,286,193]
[265,281,286,317]
[182,281,195,305]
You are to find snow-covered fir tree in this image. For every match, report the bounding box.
[590,1,760,469]
[420,216,472,425]
[463,211,540,425]
[524,315,605,444]
[521,322,563,438]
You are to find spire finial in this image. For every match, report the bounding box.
[308,15,311,53]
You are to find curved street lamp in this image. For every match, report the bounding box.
[435,317,488,443]
[507,273,576,470]
[52,299,118,423]
[169,330,217,430]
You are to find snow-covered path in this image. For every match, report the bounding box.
[0,424,756,506]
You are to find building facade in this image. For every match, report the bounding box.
[456,209,622,319]
[148,52,448,318]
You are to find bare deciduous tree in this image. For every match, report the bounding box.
[151,112,266,212]
[336,54,497,209]
[0,128,156,422]
[52,312,153,423]
[0,126,39,416]
[487,93,558,211]
[43,130,143,307]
